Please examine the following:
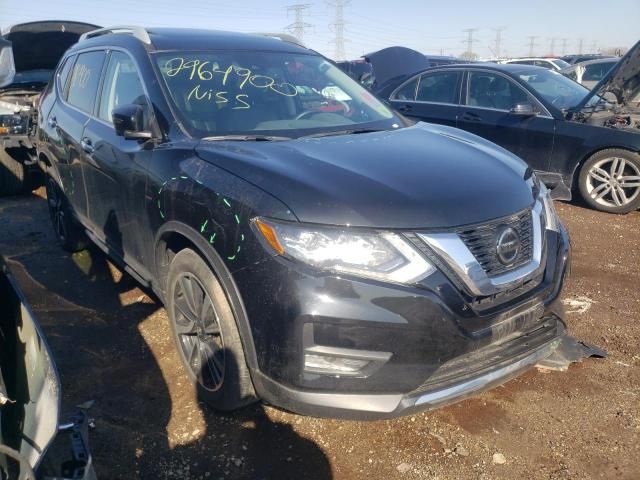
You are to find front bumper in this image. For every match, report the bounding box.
[234,224,570,419]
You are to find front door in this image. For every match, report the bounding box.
[81,50,152,267]
[457,69,555,173]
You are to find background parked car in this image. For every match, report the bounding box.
[561,57,619,89]
[499,57,571,71]
[0,21,98,196]
[561,53,618,65]
[378,41,640,214]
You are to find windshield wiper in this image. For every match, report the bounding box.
[203,134,293,142]
[299,128,388,139]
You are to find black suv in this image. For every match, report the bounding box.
[37,26,570,419]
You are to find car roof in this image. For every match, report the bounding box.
[425,62,545,75]
[73,27,311,55]
[571,58,619,67]
[504,57,561,62]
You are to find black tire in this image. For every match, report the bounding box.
[166,248,256,411]
[45,176,87,252]
[0,148,26,196]
[578,148,640,214]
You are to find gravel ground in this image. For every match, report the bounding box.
[0,190,638,480]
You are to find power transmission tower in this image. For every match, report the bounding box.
[492,26,507,58]
[285,4,313,43]
[561,38,569,56]
[328,0,350,61]
[591,40,598,53]
[549,37,556,56]
[526,35,539,56]
[578,38,584,54]
[461,28,478,59]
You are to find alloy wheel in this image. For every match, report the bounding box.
[172,272,225,391]
[585,156,640,208]
[47,179,68,243]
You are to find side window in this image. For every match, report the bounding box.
[67,51,106,114]
[582,62,615,82]
[467,71,529,110]
[511,60,533,66]
[415,71,460,104]
[98,51,149,126]
[57,55,75,97]
[534,60,552,69]
[565,70,578,81]
[393,77,418,101]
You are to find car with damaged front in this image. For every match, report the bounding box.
[377,41,640,214]
[0,21,98,196]
[36,26,570,419]
[0,256,95,479]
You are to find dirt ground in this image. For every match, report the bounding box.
[0,189,638,480]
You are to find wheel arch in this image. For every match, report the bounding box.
[154,221,259,372]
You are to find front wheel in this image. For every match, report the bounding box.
[166,248,256,411]
[578,149,640,214]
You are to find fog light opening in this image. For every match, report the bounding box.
[304,353,371,376]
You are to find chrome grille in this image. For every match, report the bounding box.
[455,208,533,277]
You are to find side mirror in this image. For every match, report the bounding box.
[0,39,16,88]
[510,103,537,117]
[112,104,152,140]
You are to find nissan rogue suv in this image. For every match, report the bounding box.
[36,26,571,419]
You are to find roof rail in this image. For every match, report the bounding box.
[253,32,306,48]
[79,26,151,45]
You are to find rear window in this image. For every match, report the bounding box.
[57,55,75,95]
[66,51,106,113]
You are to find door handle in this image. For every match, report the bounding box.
[461,111,482,122]
[397,104,413,113]
[48,116,57,128]
[81,138,94,154]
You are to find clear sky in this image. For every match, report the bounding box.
[1,0,638,60]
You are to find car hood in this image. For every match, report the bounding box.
[2,21,99,77]
[364,46,429,93]
[574,40,640,110]
[195,123,534,229]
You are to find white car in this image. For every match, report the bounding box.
[499,57,570,71]
[560,58,619,89]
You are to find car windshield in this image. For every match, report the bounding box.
[551,59,570,69]
[154,51,398,138]
[517,68,598,109]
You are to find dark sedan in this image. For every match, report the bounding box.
[378,44,640,213]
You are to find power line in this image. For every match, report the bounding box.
[285,4,313,43]
[578,38,584,54]
[548,37,557,56]
[526,35,539,56]
[492,26,507,58]
[328,0,350,61]
[461,28,478,59]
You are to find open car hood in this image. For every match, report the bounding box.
[574,39,640,110]
[2,21,99,75]
[364,46,429,92]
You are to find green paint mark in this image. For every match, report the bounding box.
[234,214,240,224]
[159,210,165,219]
[223,198,231,207]
[237,245,241,253]
[180,175,188,179]
[209,233,217,244]
[227,255,236,261]
[157,199,161,209]
[170,177,177,181]
[241,234,245,241]
[196,179,203,185]
[200,219,209,233]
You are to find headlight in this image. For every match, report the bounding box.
[539,181,561,232]
[254,218,435,284]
